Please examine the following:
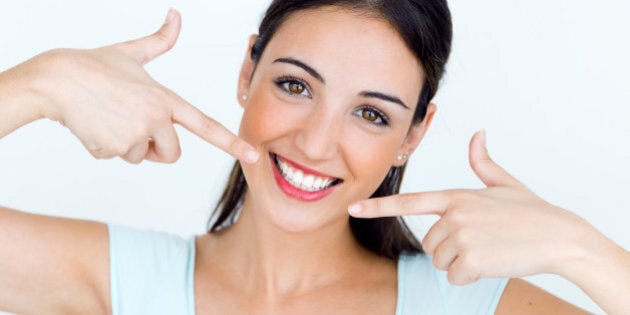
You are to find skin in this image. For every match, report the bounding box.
[0,7,628,315]
[194,8,426,314]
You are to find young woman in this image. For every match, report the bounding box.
[1,1,628,314]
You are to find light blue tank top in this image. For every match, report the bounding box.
[109,225,508,315]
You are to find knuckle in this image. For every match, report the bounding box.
[421,241,435,255]
[432,255,445,270]
[200,118,220,135]
[124,156,143,164]
[421,233,437,254]
[471,159,486,174]
[149,85,171,102]
[145,106,169,125]
[458,251,478,272]
[97,150,116,159]
[40,48,74,64]
[113,143,130,157]
[374,198,392,215]
[130,125,149,139]
[452,230,469,245]
[445,209,467,227]
[371,198,383,211]
[155,29,172,46]
[398,195,413,212]
[228,136,242,153]
[163,147,181,163]
[88,151,103,159]
[432,252,450,271]
[446,271,461,285]
[453,190,477,203]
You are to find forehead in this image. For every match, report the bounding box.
[259,7,424,106]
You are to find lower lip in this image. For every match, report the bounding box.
[271,155,338,202]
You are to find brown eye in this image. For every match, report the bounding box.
[288,82,305,94]
[362,109,378,122]
[276,78,311,97]
[354,107,389,126]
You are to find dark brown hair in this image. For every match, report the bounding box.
[209,0,452,260]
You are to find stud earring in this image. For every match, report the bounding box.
[397,153,409,161]
[242,94,248,101]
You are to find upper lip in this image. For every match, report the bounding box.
[272,153,342,181]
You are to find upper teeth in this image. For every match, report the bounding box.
[276,156,336,192]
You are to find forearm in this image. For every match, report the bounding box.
[558,224,630,315]
[0,62,48,138]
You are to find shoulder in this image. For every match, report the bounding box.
[107,224,194,260]
[0,208,110,314]
[108,224,196,315]
[495,278,590,315]
[397,252,508,315]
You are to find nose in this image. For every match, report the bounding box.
[294,106,342,161]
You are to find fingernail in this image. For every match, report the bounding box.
[164,8,175,25]
[348,203,363,215]
[479,129,487,148]
[243,150,259,163]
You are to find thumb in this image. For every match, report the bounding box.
[469,129,522,187]
[117,8,182,65]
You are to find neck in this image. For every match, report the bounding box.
[207,194,372,298]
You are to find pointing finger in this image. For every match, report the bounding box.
[348,190,464,218]
[171,97,259,163]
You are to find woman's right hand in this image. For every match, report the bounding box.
[11,9,259,164]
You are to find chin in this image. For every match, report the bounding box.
[238,151,353,234]
[265,202,348,234]
[241,183,349,234]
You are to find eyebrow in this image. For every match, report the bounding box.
[273,58,325,83]
[359,91,410,110]
[273,57,409,110]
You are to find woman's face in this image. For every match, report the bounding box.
[237,7,434,232]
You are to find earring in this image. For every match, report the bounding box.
[397,153,409,161]
[242,94,248,101]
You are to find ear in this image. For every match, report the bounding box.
[237,34,259,108]
[393,103,437,166]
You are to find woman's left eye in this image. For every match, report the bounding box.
[275,78,311,97]
[354,107,389,126]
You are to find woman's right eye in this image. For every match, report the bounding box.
[275,77,311,98]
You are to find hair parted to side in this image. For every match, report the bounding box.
[209,0,452,260]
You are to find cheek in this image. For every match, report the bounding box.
[344,132,401,194]
[238,91,284,146]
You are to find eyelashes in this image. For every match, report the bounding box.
[353,106,390,126]
[273,75,391,127]
[274,76,311,98]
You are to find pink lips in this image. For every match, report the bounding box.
[270,154,341,202]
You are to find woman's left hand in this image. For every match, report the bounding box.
[348,130,596,285]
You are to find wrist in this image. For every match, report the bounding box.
[21,50,69,121]
[552,224,630,315]
[0,66,51,138]
[551,216,617,282]
[0,58,52,121]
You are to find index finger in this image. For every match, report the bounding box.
[171,99,259,163]
[348,190,463,218]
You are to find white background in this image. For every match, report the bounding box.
[1,1,629,313]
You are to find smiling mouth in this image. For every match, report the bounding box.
[272,154,342,192]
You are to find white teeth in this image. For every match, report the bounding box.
[275,155,337,192]
[294,170,304,185]
[313,177,324,190]
[302,175,315,190]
